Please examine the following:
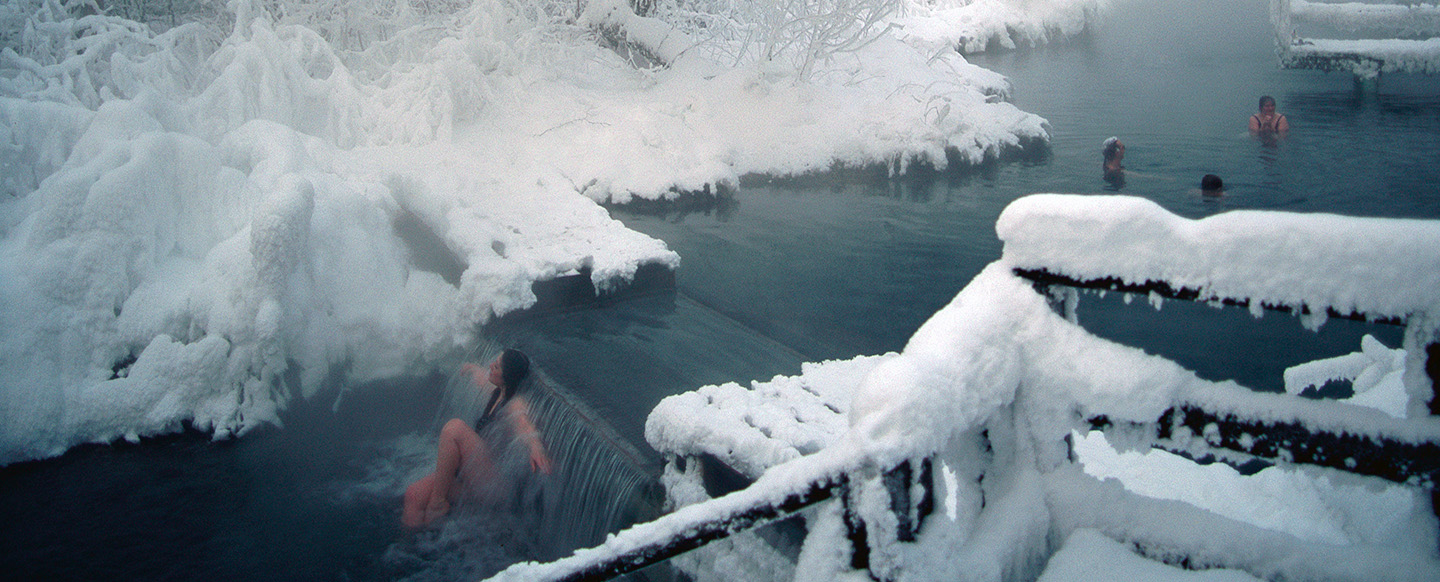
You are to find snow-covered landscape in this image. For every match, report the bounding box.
[493,195,1440,581]
[0,0,1076,465]
[3,0,1438,579]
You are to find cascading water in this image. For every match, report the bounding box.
[390,345,664,578]
[520,372,664,560]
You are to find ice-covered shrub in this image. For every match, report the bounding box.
[0,0,220,108]
[640,0,899,78]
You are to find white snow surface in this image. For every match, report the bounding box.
[1288,37,1440,75]
[893,0,1109,55]
[1276,0,1440,76]
[996,194,1440,324]
[0,0,1081,464]
[1284,334,1410,418]
[1288,0,1440,38]
[634,194,1440,581]
[1074,430,1418,547]
[1037,529,1262,582]
[647,354,892,477]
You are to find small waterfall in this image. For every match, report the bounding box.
[520,372,664,560]
[430,345,663,564]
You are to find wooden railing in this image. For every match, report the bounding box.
[484,264,1440,582]
[1271,0,1440,79]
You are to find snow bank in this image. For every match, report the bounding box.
[1037,529,1262,582]
[893,0,1109,55]
[1,0,1066,464]
[1073,430,1419,547]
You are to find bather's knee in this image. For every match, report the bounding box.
[441,418,469,438]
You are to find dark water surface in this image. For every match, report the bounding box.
[4,0,1437,579]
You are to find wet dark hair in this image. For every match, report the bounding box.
[500,348,530,391]
[1258,95,1276,109]
[1201,174,1223,191]
[1102,137,1122,162]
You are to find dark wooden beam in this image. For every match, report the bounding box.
[1012,267,1405,326]
[1151,406,1440,489]
[552,471,847,582]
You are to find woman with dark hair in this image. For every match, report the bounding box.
[1249,96,1289,135]
[1102,136,1125,187]
[402,349,553,528]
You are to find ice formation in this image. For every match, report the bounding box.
[511,195,1440,582]
[1273,0,1440,77]
[892,0,1110,55]
[0,0,1085,465]
[1284,334,1410,419]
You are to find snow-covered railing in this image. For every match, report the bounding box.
[489,195,1440,582]
[1272,0,1440,78]
[1013,269,1439,488]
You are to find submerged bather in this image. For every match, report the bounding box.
[1249,95,1289,135]
[403,349,553,528]
[1102,136,1126,188]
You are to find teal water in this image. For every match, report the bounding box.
[3,0,1435,579]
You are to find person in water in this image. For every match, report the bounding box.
[1200,173,1224,197]
[1248,95,1289,135]
[402,348,553,528]
[1102,136,1125,186]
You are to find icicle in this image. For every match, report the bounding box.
[1299,308,1328,332]
[1063,287,1079,324]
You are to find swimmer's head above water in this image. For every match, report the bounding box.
[1102,136,1123,163]
[470,348,532,392]
[1201,174,1224,196]
[1102,137,1125,179]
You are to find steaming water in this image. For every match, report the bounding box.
[3,0,1437,579]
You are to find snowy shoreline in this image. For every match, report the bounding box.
[0,0,1099,465]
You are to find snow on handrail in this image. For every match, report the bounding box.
[996,194,1440,328]
[488,195,1440,582]
[1272,0,1440,77]
[1291,0,1440,37]
[1013,267,1406,325]
[482,447,859,582]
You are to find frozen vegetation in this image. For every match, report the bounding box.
[502,195,1438,582]
[1273,0,1440,76]
[0,0,1110,465]
[11,0,1435,578]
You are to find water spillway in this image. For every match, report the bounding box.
[492,195,1440,582]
